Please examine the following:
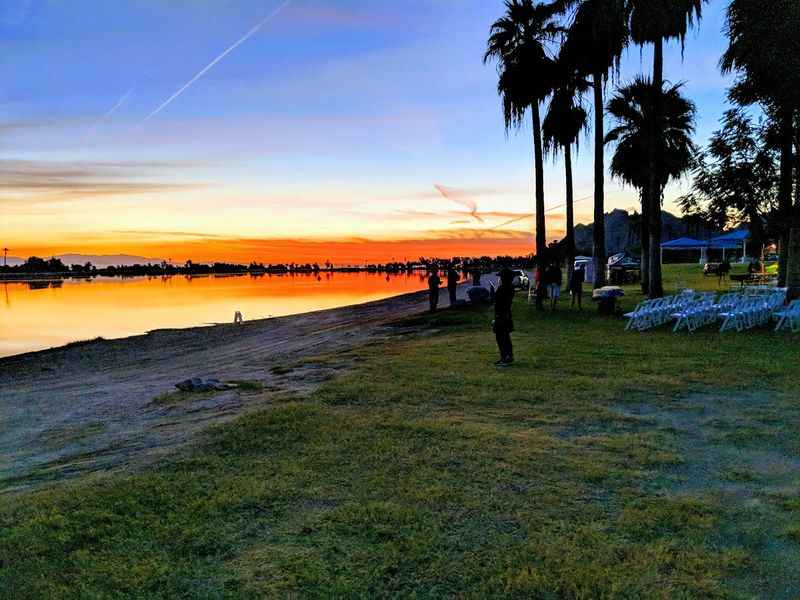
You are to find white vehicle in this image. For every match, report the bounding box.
[498,269,530,290]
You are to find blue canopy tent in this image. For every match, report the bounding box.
[709,230,750,262]
[660,237,710,264]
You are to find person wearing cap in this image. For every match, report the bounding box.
[493,268,515,365]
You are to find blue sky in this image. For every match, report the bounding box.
[0,0,736,262]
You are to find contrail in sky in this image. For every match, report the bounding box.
[103,86,136,119]
[83,85,137,142]
[493,195,593,230]
[142,0,292,123]
[434,184,485,223]
[492,190,625,230]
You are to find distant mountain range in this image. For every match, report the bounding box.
[3,254,166,268]
[574,209,719,256]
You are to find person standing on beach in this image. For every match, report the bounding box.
[493,268,515,365]
[446,266,459,306]
[428,269,441,312]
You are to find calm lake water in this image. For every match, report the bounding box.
[0,272,430,358]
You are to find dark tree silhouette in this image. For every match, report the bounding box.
[605,80,697,291]
[559,0,629,288]
[485,0,560,262]
[679,108,778,255]
[721,0,800,293]
[543,61,589,285]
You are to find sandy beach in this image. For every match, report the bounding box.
[1,285,474,492]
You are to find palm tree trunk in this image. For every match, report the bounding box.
[532,105,546,310]
[777,106,794,287]
[640,189,650,295]
[592,72,606,289]
[647,38,664,298]
[795,122,800,224]
[533,106,547,256]
[564,143,575,286]
[787,111,800,300]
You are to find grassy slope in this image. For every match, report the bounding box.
[2,265,798,599]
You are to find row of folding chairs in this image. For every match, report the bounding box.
[718,295,781,333]
[624,293,698,332]
[671,294,718,333]
[627,289,792,334]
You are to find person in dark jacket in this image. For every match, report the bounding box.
[570,265,585,309]
[493,268,515,365]
[471,269,482,286]
[446,266,459,306]
[428,270,441,312]
[545,262,563,310]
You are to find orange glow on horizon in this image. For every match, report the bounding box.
[8,230,573,265]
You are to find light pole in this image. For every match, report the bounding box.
[2,248,7,267]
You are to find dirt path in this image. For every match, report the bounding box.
[1,286,475,492]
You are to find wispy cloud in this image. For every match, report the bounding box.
[110,230,231,240]
[0,159,204,204]
[0,120,46,135]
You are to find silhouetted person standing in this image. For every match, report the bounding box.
[546,262,562,310]
[447,267,459,306]
[718,259,731,286]
[471,269,482,286]
[428,270,441,312]
[493,268,515,365]
[570,265,585,309]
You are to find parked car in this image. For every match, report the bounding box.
[497,269,530,290]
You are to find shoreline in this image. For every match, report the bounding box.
[0,285,437,362]
[0,285,472,491]
[0,267,434,283]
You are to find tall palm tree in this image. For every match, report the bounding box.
[628,0,705,297]
[542,65,589,284]
[485,0,560,264]
[605,78,697,286]
[722,0,800,294]
[559,0,629,288]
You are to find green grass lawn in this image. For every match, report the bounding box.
[2,264,798,599]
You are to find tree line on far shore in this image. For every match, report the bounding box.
[0,255,541,278]
[485,0,800,300]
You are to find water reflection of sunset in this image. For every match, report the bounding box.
[1,272,431,357]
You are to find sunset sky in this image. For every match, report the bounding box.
[1,0,733,265]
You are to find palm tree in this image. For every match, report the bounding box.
[485,0,560,265]
[559,0,629,288]
[628,0,705,297]
[721,0,800,294]
[542,65,589,285]
[605,78,697,291]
